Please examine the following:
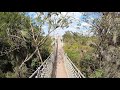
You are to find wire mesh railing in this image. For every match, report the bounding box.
[64,53,85,78]
[29,52,54,78]
[29,37,85,78]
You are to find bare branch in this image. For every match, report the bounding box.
[30,22,43,63]
[19,48,38,68]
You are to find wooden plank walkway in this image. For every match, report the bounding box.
[54,36,68,78]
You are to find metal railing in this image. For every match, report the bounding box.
[29,39,57,78]
[64,53,85,78]
[29,52,54,78]
[29,53,85,78]
[29,38,85,78]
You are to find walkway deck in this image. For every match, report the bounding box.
[55,37,68,78]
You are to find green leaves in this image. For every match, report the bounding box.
[89,69,104,78]
[63,31,97,78]
[84,54,92,61]
[31,58,38,68]
[0,12,54,78]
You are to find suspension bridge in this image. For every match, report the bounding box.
[29,36,85,78]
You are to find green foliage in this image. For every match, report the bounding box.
[67,50,80,65]
[5,64,28,78]
[6,72,17,78]
[0,12,52,78]
[80,12,120,78]
[0,70,6,78]
[84,54,92,61]
[31,58,40,70]
[89,69,104,78]
[63,31,96,77]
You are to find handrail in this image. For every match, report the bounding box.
[64,53,85,78]
[29,52,53,78]
[67,55,85,78]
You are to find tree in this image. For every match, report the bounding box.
[18,12,73,77]
[81,12,120,78]
[0,12,32,77]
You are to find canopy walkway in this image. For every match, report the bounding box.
[29,36,85,78]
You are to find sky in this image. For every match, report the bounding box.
[52,12,89,36]
[28,12,99,36]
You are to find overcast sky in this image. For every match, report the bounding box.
[28,12,98,36]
